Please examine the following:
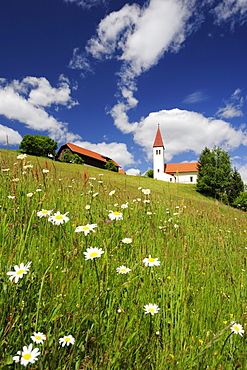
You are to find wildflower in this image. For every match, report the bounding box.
[92,192,99,197]
[26,193,33,197]
[109,190,115,196]
[31,332,46,344]
[59,335,75,347]
[48,212,69,225]
[143,255,160,267]
[89,177,96,180]
[142,189,151,195]
[7,195,15,199]
[13,343,40,366]
[37,209,52,218]
[17,154,27,159]
[198,339,203,344]
[116,266,131,274]
[122,238,132,244]
[143,199,151,203]
[75,224,97,236]
[7,262,32,283]
[230,322,244,336]
[143,303,160,315]
[108,211,123,221]
[121,203,128,209]
[2,168,10,172]
[36,189,42,192]
[23,164,33,169]
[42,169,49,173]
[85,205,90,210]
[84,247,104,260]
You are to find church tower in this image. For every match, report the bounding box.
[153,124,165,180]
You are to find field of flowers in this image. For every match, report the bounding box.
[1,149,247,370]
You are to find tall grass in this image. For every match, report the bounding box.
[1,149,247,369]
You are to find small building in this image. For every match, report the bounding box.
[153,125,198,183]
[57,143,120,171]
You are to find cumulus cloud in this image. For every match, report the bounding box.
[69,48,94,76]
[183,90,209,104]
[81,0,200,133]
[213,0,247,27]
[126,168,141,176]
[72,140,134,168]
[0,124,22,146]
[237,163,247,183]
[0,76,81,143]
[216,88,245,119]
[132,108,247,162]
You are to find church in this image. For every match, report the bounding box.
[153,125,198,183]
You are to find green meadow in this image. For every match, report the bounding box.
[1,149,247,370]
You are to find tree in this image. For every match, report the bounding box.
[233,192,247,211]
[196,146,232,201]
[19,135,57,157]
[60,150,84,165]
[146,169,154,178]
[105,160,118,172]
[226,168,244,205]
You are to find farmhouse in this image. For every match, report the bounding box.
[153,125,198,183]
[57,143,121,171]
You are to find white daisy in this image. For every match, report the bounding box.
[109,190,116,196]
[59,335,75,347]
[7,195,15,199]
[42,169,49,173]
[121,203,128,209]
[85,205,90,210]
[84,247,104,260]
[143,303,160,315]
[12,178,19,182]
[230,322,244,336]
[108,211,123,221]
[26,193,33,198]
[37,209,52,218]
[48,211,69,225]
[75,224,97,235]
[122,238,132,244]
[17,154,27,160]
[31,332,46,344]
[7,262,32,283]
[23,164,33,169]
[116,266,131,274]
[2,168,10,172]
[142,189,151,195]
[13,343,40,366]
[142,255,160,267]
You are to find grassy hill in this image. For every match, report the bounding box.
[1,149,247,369]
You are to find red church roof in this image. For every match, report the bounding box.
[164,163,198,174]
[153,124,164,148]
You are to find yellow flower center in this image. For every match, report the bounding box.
[23,354,32,360]
[41,211,48,214]
[17,269,25,275]
[233,325,240,331]
[64,337,71,342]
[82,226,90,230]
[113,212,120,215]
[121,269,126,272]
[148,308,155,313]
[36,336,42,340]
[148,258,155,262]
[89,252,98,258]
[55,215,63,219]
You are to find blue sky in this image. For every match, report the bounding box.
[1,0,247,180]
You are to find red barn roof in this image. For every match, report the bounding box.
[59,143,120,168]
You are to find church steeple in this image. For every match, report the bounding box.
[153,124,164,148]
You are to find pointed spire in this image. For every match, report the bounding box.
[153,124,164,147]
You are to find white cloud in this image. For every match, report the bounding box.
[183,90,208,104]
[213,0,247,27]
[0,76,81,143]
[216,89,245,119]
[132,108,247,162]
[69,48,94,76]
[64,0,108,9]
[0,124,22,145]
[83,0,199,134]
[72,140,134,168]
[126,168,141,176]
